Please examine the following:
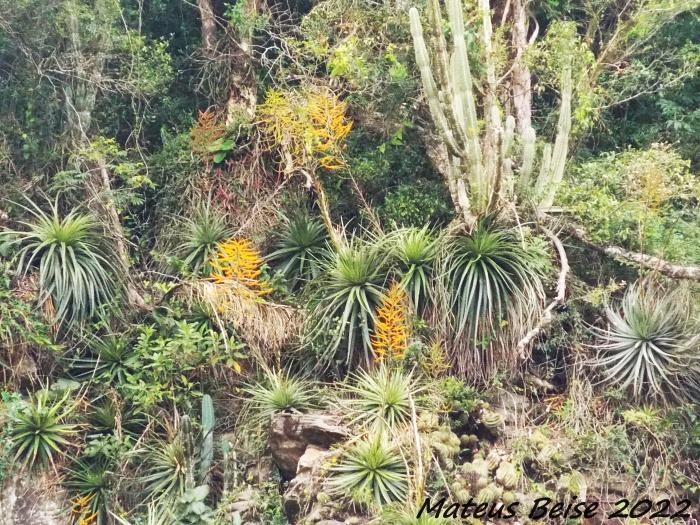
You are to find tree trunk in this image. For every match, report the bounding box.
[63,0,147,310]
[510,0,532,133]
[197,0,217,54]
[560,220,700,281]
[226,0,259,124]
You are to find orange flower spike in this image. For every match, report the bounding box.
[371,283,410,361]
[210,238,272,296]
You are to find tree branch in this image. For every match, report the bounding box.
[517,226,569,358]
[562,221,700,281]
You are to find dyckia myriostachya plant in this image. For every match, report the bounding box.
[177,205,232,276]
[389,226,438,313]
[9,390,78,471]
[307,239,388,371]
[1,197,122,329]
[340,363,425,432]
[267,213,329,290]
[243,368,320,426]
[592,284,700,403]
[445,220,543,344]
[330,434,407,507]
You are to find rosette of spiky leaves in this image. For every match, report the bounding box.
[390,227,438,313]
[1,197,122,328]
[88,397,147,438]
[309,239,388,370]
[141,437,190,501]
[176,206,232,276]
[379,504,453,524]
[267,213,329,290]
[65,458,112,525]
[330,435,407,507]
[341,363,425,433]
[243,369,320,427]
[8,390,78,471]
[111,502,174,525]
[72,334,139,385]
[592,285,700,403]
[445,220,543,346]
[210,238,272,296]
[371,283,410,361]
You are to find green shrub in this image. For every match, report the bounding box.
[380,182,452,227]
[559,145,699,263]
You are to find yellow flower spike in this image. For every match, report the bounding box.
[209,238,272,297]
[371,283,410,361]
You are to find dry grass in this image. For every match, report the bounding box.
[175,279,301,364]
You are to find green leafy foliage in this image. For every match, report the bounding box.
[559,145,699,263]
[592,284,700,403]
[1,198,122,329]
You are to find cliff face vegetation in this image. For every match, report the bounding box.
[0,0,699,523]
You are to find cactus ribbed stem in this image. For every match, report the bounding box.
[536,58,572,211]
[201,394,215,483]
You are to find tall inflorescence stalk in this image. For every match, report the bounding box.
[371,283,411,361]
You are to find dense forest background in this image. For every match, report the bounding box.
[0,0,699,523]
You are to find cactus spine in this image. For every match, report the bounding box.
[408,0,573,220]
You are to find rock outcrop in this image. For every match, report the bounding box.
[269,413,350,480]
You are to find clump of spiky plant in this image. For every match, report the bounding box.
[210,238,272,296]
[140,437,189,501]
[8,390,78,471]
[176,205,232,276]
[389,227,438,313]
[329,434,407,507]
[72,334,138,384]
[1,197,122,329]
[307,238,388,370]
[592,284,700,403]
[243,368,320,426]
[441,219,544,376]
[377,503,453,524]
[65,458,112,524]
[340,363,425,433]
[371,283,411,361]
[267,213,329,290]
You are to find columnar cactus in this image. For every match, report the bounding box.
[408,0,573,221]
